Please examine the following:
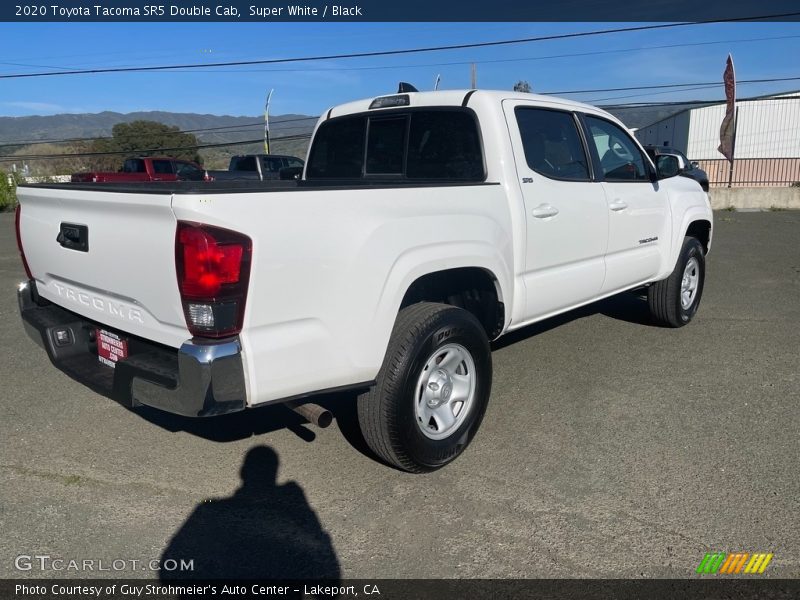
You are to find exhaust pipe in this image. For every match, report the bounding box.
[287,401,332,428]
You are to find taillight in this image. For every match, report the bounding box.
[175,221,252,339]
[15,204,33,280]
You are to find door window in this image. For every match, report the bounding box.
[585,116,649,182]
[262,157,284,173]
[152,160,174,174]
[515,108,590,181]
[175,162,204,180]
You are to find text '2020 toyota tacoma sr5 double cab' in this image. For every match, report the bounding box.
[15,89,712,472]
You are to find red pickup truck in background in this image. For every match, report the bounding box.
[71,157,207,183]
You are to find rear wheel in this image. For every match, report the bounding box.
[357,302,492,472]
[647,236,706,327]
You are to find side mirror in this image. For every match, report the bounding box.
[691,161,699,169]
[656,155,681,179]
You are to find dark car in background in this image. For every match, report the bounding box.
[644,146,709,192]
[207,154,305,181]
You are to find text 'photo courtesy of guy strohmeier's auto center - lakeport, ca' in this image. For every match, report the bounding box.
[1,1,799,599]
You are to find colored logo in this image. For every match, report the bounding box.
[696,552,773,574]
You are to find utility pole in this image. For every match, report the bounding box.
[727,106,739,188]
[264,89,274,154]
[471,63,477,89]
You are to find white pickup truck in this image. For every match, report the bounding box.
[16,89,712,472]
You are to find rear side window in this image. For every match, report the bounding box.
[152,160,174,174]
[231,156,258,171]
[515,108,589,181]
[306,110,483,181]
[123,159,145,173]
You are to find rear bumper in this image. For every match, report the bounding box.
[17,280,246,417]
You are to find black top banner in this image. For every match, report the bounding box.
[3,0,800,22]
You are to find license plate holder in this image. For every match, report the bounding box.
[95,328,129,368]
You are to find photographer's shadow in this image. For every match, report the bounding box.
[160,446,340,582]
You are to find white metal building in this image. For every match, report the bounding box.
[634,93,800,185]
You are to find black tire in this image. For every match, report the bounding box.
[647,236,706,327]
[357,302,492,473]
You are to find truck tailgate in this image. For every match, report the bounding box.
[17,185,190,348]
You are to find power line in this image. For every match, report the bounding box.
[4,77,800,155]
[1,12,798,80]
[5,75,800,151]
[0,133,312,161]
[542,75,800,96]
[8,91,800,162]
[0,116,318,148]
[131,34,800,75]
[600,93,800,109]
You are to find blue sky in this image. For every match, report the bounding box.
[0,21,799,117]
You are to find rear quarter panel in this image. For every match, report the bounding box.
[171,184,515,405]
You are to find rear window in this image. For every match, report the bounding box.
[306,117,367,179]
[306,109,483,181]
[366,117,406,175]
[406,111,483,180]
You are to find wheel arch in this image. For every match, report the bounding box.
[686,219,712,254]
[399,266,507,340]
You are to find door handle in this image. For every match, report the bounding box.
[532,204,559,219]
[609,200,628,211]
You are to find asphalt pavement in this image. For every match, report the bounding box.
[0,210,798,580]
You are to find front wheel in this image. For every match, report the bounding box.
[647,236,706,327]
[357,302,492,473]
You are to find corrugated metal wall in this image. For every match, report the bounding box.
[688,97,800,159]
[634,95,800,160]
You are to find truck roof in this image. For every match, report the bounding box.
[328,89,607,120]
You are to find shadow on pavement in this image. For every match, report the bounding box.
[160,445,340,586]
[137,292,656,463]
[492,289,657,350]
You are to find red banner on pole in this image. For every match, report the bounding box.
[718,54,737,162]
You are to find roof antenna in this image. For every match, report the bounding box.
[397,82,419,93]
[434,74,441,91]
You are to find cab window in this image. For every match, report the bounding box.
[515,108,589,181]
[123,159,146,173]
[152,160,174,175]
[175,162,204,180]
[585,116,649,182]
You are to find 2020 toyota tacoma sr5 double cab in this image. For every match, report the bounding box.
[15,89,712,472]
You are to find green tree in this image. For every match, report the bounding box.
[0,170,17,211]
[88,120,202,171]
[513,81,532,93]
